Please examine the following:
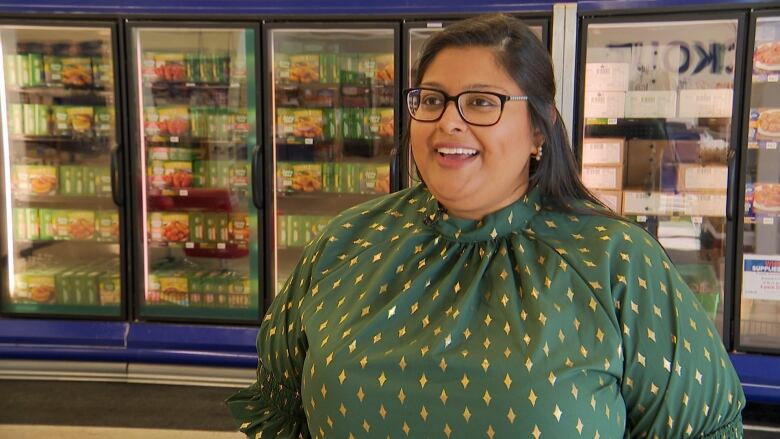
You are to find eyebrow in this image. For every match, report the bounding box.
[419,82,511,94]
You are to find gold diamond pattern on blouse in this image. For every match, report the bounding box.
[227,184,745,439]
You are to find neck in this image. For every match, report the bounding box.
[439,181,530,221]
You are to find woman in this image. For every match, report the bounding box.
[228,14,744,438]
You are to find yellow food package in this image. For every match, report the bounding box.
[161,213,190,242]
[290,54,320,83]
[292,163,323,193]
[67,210,96,241]
[293,109,324,139]
[14,164,58,196]
[374,53,394,83]
[61,57,93,87]
[66,106,94,135]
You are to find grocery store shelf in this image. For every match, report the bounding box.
[6,86,113,98]
[9,135,113,151]
[147,189,246,212]
[277,191,379,214]
[148,241,249,259]
[14,194,115,207]
[148,80,240,90]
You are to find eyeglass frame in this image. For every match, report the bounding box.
[404,87,529,127]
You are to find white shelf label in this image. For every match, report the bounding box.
[217,242,226,249]
[230,82,240,88]
[185,82,196,87]
[637,215,648,223]
[607,118,618,125]
[305,138,314,145]
[763,217,775,225]
[767,142,777,150]
[185,242,195,248]
[768,74,779,83]
[170,136,179,143]
[179,189,188,196]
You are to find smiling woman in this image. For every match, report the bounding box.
[227,14,745,439]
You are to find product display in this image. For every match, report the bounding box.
[1,26,121,317]
[134,26,259,320]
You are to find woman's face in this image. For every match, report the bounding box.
[411,46,541,220]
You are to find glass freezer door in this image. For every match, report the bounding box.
[0,25,122,317]
[269,26,397,294]
[131,26,260,321]
[739,15,780,351]
[579,18,741,337]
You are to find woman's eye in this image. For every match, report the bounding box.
[421,96,443,106]
[469,96,498,107]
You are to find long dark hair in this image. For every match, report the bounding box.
[405,13,607,213]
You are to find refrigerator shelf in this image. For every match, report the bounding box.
[148,241,249,259]
[147,189,246,212]
[144,138,249,148]
[6,86,113,99]
[747,140,780,150]
[10,135,112,149]
[752,74,780,84]
[146,80,241,90]
[277,192,379,214]
[13,194,114,207]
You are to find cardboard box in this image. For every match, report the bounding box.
[581,165,623,190]
[584,91,625,118]
[624,90,677,118]
[682,192,727,217]
[591,190,622,214]
[677,165,728,192]
[622,191,683,216]
[624,140,677,191]
[678,89,733,118]
[581,138,625,165]
[585,63,629,92]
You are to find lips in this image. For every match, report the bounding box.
[433,143,479,168]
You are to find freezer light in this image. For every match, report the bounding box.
[0,36,16,298]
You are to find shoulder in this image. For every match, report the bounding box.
[529,200,668,270]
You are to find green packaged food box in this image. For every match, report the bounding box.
[55,269,76,305]
[25,208,40,240]
[44,55,63,85]
[4,54,18,87]
[85,166,97,196]
[98,272,120,306]
[7,103,24,135]
[28,53,44,86]
[39,209,54,240]
[277,214,287,248]
[95,166,112,196]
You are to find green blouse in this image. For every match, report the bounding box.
[227,183,745,439]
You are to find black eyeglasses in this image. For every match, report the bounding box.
[404,87,528,127]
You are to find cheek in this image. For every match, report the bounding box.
[409,123,430,156]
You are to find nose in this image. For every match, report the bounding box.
[437,100,467,133]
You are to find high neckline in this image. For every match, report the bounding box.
[418,184,542,243]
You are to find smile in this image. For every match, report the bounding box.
[436,147,479,157]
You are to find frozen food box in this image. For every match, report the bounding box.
[98,272,121,306]
[61,57,93,87]
[373,53,394,84]
[96,211,119,242]
[159,271,189,306]
[750,183,780,214]
[677,165,728,192]
[290,54,320,83]
[67,106,94,135]
[581,165,623,190]
[7,103,24,135]
[24,270,56,303]
[591,190,623,214]
[52,105,71,136]
[39,209,55,240]
[275,53,291,82]
[162,160,194,189]
[154,53,187,82]
[92,56,113,88]
[144,107,164,141]
[276,162,295,192]
[293,109,324,140]
[93,106,114,138]
[55,269,77,305]
[52,210,95,241]
[43,55,64,85]
[624,140,677,191]
[750,107,780,141]
[582,138,625,166]
[14,164,58,196]
[229,213,251,247]
[291,163,322,193]
[161,213,190,243]
[158,106,190,139]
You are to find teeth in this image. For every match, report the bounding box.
[437,147,478,156]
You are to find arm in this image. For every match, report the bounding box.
[614,229,745,438]
[226,238,323,438]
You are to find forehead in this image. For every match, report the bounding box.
[421,46,521,93]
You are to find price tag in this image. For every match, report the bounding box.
[763,217,774,225]
[607,118,618,125]
[179,189,188,196]
[636,215,647,223]
[691,216,703,225]
[185,242,195,248]
[230,82,240,88]
[217,242,226,249]
[748,142,759,149]
[305,138,314,145]
[170,136,179,143]
[185,82,196,87]
[766,142,777,150]
[769,74,780,83]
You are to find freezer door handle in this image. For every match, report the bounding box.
[111,146,124,206]
[251,144,263,209]
[726,147,737,221]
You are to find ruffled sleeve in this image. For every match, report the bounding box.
[613,227,745,438]
[226,236,323,438]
